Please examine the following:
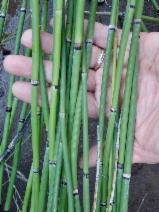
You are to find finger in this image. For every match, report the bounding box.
[4,55,97,92]
[12,81,51,106]
[21,29,53,54]
[12,81,98,118]
[88,92,98,118]
[87,69,96,91]
[4,55,53,83]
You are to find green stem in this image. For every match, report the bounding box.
[52,142,63,211]
[67,0,86,146]
[71,84,82,212]
[101,0,137,210]
[22,165,33,212]
[48,0,63,177]
[150,0,159,14]
[0,0,28,205]
[82,37,90,212]
[31,0,40,209]
[116,1,144,210]
[119,43,139,212]
[4,101,29,211]
[0,0,9,43]
[95,0,119,210]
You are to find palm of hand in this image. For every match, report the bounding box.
[3,21,159,164]
[94,32,159,164]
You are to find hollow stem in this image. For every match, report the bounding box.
[116,1,144,210]
[101,0,137,210]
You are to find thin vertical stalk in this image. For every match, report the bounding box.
[4,86,29,211]
[65,0,76,119]
[59,4,74,208]
[58,176,68,212]
[52,142,63,211]
[37,1,49,210]
[107,18,118,209]
[71,83,82,212]
[116,2,143,210]
[108,116,121,212]
[22,165,33,212]
[101,0,137,210]
[47,118,61,212]
[82,38,90,212]
[66,0,74,57]
[119,43,139,212]
[67,0,86,145]
[86,0,98,71]
[95,0,119,210]
[0,0,28,205]
[0,0,8,43]
[31,0,40,210]
[41,0,48,32]
[48,0,63,176]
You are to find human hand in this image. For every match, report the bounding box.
[3,20,159,165]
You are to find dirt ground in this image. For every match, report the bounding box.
[0,0,159,211]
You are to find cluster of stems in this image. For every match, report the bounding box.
[0,0,157,211]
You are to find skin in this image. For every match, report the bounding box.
[3,20,159,167]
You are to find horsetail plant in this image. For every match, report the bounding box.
[1,1,158,211]
[101,0,137,210]
[4,49,31,212]
[48,0,63,177]
[30,0,41,209]
[67,0,86,145]
[0,0,28,205]
[119,43,139,212]
[0,0,9,43]
[116,1,144,210]
[95,0,119,210]
[59,4,74,210]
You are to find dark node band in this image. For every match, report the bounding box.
[52,85,59,90]
[117,163,124,170]
[49,160,57,166]
[83,173,89,178]
[74,43,82,50]
[134,22,141,25]
[73,189,79,196]
[123,173,131,180]
[66,39,71,43]
[110,199,115,206]
[101,202,106,207]
[86,39,93,44]
[37,112,41,117]
[61,179,67,185]
[21,8,26,13]
[19,119,25,124]
[0,14,5,18]
[130,4,135,9]
[6,107,12,113]
[31,80,39,86]
[33,168,40,173]
[109,28,116,31]
[110,108,117,113]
